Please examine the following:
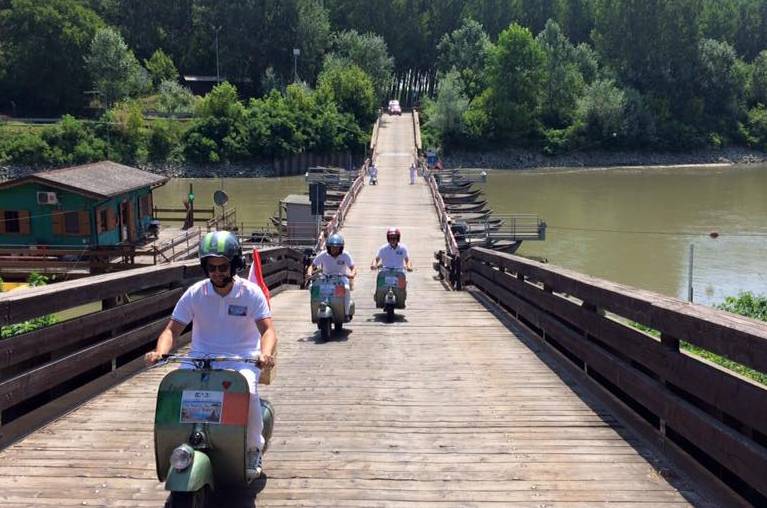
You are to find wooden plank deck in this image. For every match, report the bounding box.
[0,113,717,507]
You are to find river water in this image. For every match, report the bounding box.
[479,164,767,306]
[153,166,767,306]
[153,176,307,231]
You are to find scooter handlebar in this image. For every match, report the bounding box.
[160,354,264,368]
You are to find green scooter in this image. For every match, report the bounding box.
[374,267,407,322]
[153,355,274,508]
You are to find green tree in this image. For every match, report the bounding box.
[484,23,546,141]
[461,0,519,40]
[327,30,394,100]
[749,50,767,107]
[317,64,376,127]
[555,0,596,44]
[734,0,767,61]
[184,82,248,163]
[436,18,492,100]
[296,0,332,84]
[144,49,178,90]
[86,27,148,107]
[536,20,585,128]
[574,79,626,143]
[0,0,105,114]
[423,70,470,147]
[593,0,704,142]
[697,39,744,134]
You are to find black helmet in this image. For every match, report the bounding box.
[326,233,344,255]
[199,230,243,276]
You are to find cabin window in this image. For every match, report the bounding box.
[64,212,80,234]
[4,211,20,233]
[99,209,109,232]
[0,209,31,235]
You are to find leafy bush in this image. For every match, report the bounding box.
[0,273,58,339]
[3,130,53,166]
[157,80,196,116]
[716,292,767,322]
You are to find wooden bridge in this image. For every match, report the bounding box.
[0,112,766,507]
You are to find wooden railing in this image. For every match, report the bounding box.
[425,165,462,289]
[147,227,201,264]
[369,110,382,157]
[412,110,422,154]
[152,206,214,223]
[207,207,237,232]
[314,163,367,253]
[464,247,767,503]
[0,244,138,276]
[0,246,303,448]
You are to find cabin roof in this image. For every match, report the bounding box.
[0,161,169,199]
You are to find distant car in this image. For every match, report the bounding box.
[388,100,401,116]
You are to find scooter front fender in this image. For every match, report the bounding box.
[165,450,214,493]
[317,303,334,320]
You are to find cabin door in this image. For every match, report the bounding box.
[120,201,135,242]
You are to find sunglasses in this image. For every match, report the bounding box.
[207,262,230,273]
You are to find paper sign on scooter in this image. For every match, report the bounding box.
[180,390,224,424]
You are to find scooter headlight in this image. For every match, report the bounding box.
[170,444,194,471]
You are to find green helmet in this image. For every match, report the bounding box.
[199,230,243,275]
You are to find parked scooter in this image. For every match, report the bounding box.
[153,355,274,508]
[309,273,355,340]
[369,174,378,185]
[374,267,407,322]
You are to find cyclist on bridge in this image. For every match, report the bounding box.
[145,230,277,479]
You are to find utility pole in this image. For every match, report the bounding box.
[214,26,222,82]
[292,48,300,83]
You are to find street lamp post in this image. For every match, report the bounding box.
[292,48,300,83]
[214,26,222,83]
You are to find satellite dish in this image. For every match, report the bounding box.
[213,190,229,206]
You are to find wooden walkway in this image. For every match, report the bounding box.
[0,114,718,506]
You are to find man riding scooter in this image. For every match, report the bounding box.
[306,233,357,319]
[145,231,277,480]
[370,227,413,273]
[367,160,378,185]
[370,228,413,321]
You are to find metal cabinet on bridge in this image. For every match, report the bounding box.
[0,161,168,247]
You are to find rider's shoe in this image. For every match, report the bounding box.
[246,449,263,480]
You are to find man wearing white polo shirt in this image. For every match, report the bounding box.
[145,231,276,480]
[370,227,413,272]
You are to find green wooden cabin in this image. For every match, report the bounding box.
[0,161,168,247]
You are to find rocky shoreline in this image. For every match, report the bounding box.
[442,147,767,170]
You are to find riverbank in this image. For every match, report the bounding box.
[0,160,277,181]
[442,147,767,170]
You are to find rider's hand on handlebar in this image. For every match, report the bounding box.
[370,264,378,270]
[144,351,164,365]
[406,266,414,272]
[259,352,276,370]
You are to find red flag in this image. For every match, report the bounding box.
[248,248,271,308]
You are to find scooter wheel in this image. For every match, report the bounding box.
[319,319,331,341]
[386,307,394,323]
[170,486,208,508]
